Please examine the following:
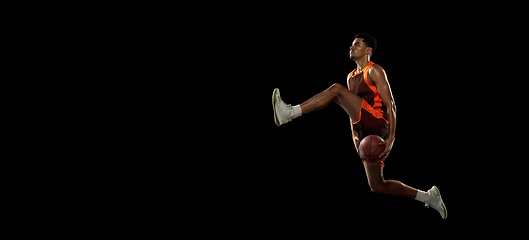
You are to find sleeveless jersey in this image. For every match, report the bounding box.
[347,61,388,123]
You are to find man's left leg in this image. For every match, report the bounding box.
[363,161,447,219]
[363,161,417,198]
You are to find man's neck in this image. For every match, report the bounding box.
[354,56,370,71]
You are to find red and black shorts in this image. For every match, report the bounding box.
[353,99,389,166]
[353,99,389,140]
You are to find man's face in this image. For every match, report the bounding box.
[350,38,370,60]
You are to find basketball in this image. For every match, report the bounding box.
[358,135,386,162]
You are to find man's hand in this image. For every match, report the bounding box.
[379,137,395,159]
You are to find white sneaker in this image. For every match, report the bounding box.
[272,88,292,126]
[425,186,447,219]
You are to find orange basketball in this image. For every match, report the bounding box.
[358,135,386,162]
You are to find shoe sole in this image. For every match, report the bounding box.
[433,186,447,219]
[272,88,280,126]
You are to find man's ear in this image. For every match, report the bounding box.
[365,47,372,55]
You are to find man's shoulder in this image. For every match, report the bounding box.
[368,62,385,73]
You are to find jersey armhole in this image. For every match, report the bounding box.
[347,70,356,89]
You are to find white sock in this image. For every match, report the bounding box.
[415,190,430,204]
[290,105,302,119]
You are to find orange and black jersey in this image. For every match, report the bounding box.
[347,61,389,140]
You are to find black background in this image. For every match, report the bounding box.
[209,11,487,233]
[33,4,524,236]
[134,6,519,235]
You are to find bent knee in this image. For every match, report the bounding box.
[329,83,347,95]
[330,83,346,91]
[369,183,386,194]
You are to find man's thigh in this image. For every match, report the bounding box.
[363,160,384,187]
[335,89,363,122]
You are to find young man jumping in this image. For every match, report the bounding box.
[271,33,447,219]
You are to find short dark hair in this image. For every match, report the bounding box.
[354,33,377,56]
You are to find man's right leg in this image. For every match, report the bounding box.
[300,83,363,122]
[273,83,363,126]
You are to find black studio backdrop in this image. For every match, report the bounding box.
[178,8,502,232]
[85,5,513,235]
[224,15,475,228]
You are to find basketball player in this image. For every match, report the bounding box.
[271,33,447,219]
